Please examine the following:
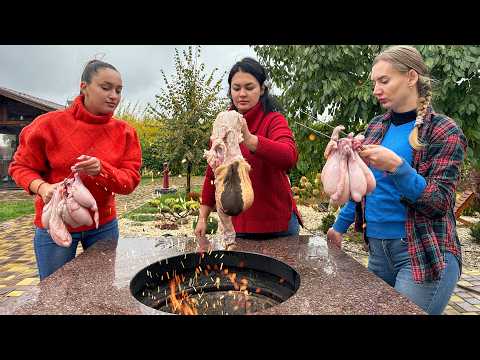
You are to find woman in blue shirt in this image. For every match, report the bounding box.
[326,46,466,315]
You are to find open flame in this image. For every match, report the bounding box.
[168,274,198,315]
[166,261,258,315]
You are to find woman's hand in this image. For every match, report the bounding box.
[326,227,343,249]
[240,117,258,152]
[194,217,211,251]
[71,155,102,176]
[38,182,61,204]
[358,145,403,173]
[194,217,208,240]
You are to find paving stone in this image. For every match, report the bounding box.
[0,287,14,296]
[0,297,17,309]
[450,303,466,313]
[457,292,474,299]
[457,302,480,312]
[450,295,464,303]
[6,290,24,297]
[16,278,39,286]
[466,298,480,305]
[444,309,461,315]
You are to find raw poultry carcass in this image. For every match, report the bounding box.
[321,126,376,207]
[41,171,99,247]
[203,110,254,248]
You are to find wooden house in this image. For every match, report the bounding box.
[0,86,64,189]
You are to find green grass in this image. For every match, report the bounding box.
[0,200,35,222]
[140,176,161,185]
[127,214,157,222]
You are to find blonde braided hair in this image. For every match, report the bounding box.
[373,46,433,150]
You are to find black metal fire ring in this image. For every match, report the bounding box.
[130,250,301,315]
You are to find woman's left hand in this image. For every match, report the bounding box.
[71,155,102,176]
[240,117,258,152]
[358,145,403,173]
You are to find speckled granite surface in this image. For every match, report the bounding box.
[1,235,425,315]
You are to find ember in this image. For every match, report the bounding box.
[130,250,300,315]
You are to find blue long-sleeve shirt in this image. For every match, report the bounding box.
[332,112,427,239]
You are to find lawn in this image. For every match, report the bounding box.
[0,200,35,222]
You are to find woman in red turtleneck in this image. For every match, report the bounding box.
[9,60,142,280]
[194,57,302,240]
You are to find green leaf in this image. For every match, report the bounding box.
[467,146,474,158]
[425,58,435,69]
[471,130,480,141]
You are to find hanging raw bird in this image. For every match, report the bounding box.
[203,110,254,247]
[295,110,376,208]
[321,126,376,207]
[41,171,99,247]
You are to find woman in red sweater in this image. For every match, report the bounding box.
[195,57,302,240]
[9,60,142,280]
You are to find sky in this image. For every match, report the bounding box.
[0,45,258,112]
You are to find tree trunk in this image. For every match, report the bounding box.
[186,161,192,195]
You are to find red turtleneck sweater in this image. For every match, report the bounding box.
[201,102,302,233]
[9,95,142,232]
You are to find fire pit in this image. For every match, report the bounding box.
[130,251,301,315]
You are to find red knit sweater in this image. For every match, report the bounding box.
[201,102,301,233]
[8,95,142,232]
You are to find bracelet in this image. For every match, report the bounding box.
[36,181,47,195]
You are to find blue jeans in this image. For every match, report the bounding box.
[34,219,119,280]
[367,237,460,315]
[236,212,300,239]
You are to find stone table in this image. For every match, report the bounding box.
[0,235,425,315]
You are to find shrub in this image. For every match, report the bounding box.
[293,172,330,208]
[470,222,480,243]
[319,212,336,234]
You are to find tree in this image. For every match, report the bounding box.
[147,46,228,193]
[253,45,480,188]
[115,100,167,176]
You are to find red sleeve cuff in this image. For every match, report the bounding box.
[93,159,120,188]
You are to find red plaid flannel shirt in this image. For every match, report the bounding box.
[354,107,467,283]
